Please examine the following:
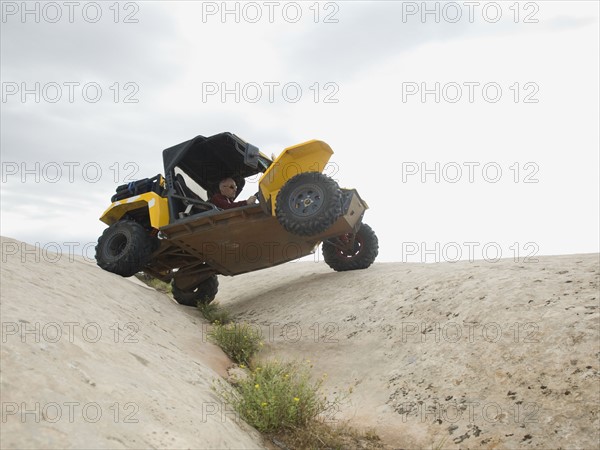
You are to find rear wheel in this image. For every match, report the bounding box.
[322,223,378,271]
[275,172,342,236]
[172,275,219,307]
[95,220,157,277]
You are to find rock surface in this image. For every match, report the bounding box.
[0,237,265,449]
[2,235,598,449]
[218,253,600,449]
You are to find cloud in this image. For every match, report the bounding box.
[1,3,179,80]
[276,2,598,83]
[547,15,597,31]
[1,1,598,260]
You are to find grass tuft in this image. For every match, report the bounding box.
[209,322,262,366]
[197,302,231,324]
[269,420,384,449]
[216,359,382,448]
[135,272,172,295]
[218,360,330,432]
[208,320,383,447]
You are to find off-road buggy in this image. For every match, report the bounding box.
[95,132,378,306]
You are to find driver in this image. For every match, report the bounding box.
[210,177,257,209]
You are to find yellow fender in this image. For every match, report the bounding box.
[99,192,170,228]
[258,140,333,215]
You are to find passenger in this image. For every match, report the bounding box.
[210,177,257,209]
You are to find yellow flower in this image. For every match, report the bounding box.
[239,364,245,369]
[284,374,289,379]
[255,384,260,389]
[261,402,267,407]
[293,397,300,402]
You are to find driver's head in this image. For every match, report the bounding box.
[218,177,237,199]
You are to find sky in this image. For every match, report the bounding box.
[1,1,598,264]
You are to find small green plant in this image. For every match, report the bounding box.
[219,360,335,433]
[209,323,383,447]
[197,302,231,324]
[269,420,383,449]
[209,322,262,365]
[148,278,173,294]
[135,272,172,295]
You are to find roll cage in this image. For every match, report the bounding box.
[162,132,272,222]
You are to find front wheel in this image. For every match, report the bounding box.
[95,220,157,277]
[322,223,379,271]
[172,275,219,307]
[275,172,342,236]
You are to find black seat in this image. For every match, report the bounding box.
[175,174,203,201]
[173,174,218,218]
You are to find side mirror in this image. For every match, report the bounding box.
[245,143,259,168]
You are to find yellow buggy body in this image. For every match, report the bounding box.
[95,132,378,305]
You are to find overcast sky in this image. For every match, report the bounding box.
[1,1,598,263]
